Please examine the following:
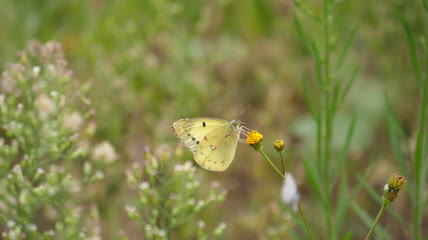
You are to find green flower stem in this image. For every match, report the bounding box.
[279,151,286,175]
[259,149,315,240]
[364,203,386,240]
[258,149,284,178]
[298,203,316,240]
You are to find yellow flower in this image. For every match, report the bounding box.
[246,130,263,151]
[273,140,285,152]
[246,130,263,145]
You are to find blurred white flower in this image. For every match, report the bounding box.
[198,220,206,229]
[35,94,56,115]
[138,182,150,190]
[92,141,118,163]
[93,170,105,181]
[19,190,30,205]
[281,173,300,211]
[16,103,24,114]
[69,179,82,193]
[27,223,37,232]
[33,66,41,76]
[213,222,227,236]
[157,229,166,237]
[125,205,138,219]
[63,111,83,131]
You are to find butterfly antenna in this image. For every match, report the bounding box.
[236,104,251,119]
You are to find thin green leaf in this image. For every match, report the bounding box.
[312,43,324,88]
[341,231,352,240]
[332,114,356,185]
[335,173,348,234]
[294,15,323,88]
[331,81,341,115]
[303,156,327,207]
[292,0,321,22]
[302,78,320,121]
[338,65,359,108]
[336,163,374,235]
[385,96,410,179]
[335,26,358,72]
[294,15,313,56]
[279,201,308,238]
[423,0,428,14]
[394,6,422,84]
[351,202,392,240]
[332,0,351,9]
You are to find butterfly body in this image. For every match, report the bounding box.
[172,117,241,171]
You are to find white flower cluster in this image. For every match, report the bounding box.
[125,145,228,239]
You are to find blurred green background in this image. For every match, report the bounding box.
[0,0,425,239]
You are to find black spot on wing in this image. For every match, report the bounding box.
[203,122,206,127]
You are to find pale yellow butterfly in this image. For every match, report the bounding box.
[172,117,242,171]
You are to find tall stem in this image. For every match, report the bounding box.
[259,150,284,178]
[298,203,316,240]
[322,0,333,238]
[413,56,428,240]
[364,204,386,240]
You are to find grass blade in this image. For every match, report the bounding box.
[351,202,392,240]
[332,114,356,185]
[303,156,326,207]
[339,65,359,108]
[385,95,410,179]
[335,26,358,72]
[394,6,421,84]
[302,78,320,121]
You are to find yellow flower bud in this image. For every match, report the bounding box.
[273,140,285,152]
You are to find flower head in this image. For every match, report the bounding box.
[246,130,263,151]
[35,94,56,115]
[273,140,285,152]
[92,141,118,164]
[63,111,83,131]
[382,174,406,206]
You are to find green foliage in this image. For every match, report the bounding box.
[0,41,115,239]
[125,146,227,239]
[0,0,427,239]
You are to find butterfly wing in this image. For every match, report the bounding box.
[172,118,231,152]
[194,125,240,171]
[172,118,240,171]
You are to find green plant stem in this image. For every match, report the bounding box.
[413,54,428,240]
[322,0,334,238]
[259,150,315,240]
[259,150,284,178]
[279,151,286,174]
[298,203,316,240]
[364,203,387,240]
